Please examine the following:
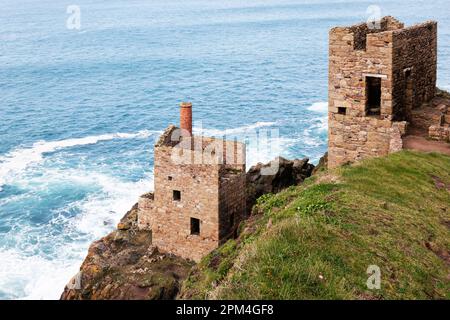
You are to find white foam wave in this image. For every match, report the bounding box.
[0,169,153,300]
[311,116,328,133]
[300,115,328,147]
[307,101,328,113]
[64,172,154,239]
[0,130,157,189]
[0,248,80,300]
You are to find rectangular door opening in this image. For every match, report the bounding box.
[366,77,381,116]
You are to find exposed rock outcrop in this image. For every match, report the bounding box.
[60,204,193,300]
[312,152,328,175]
[246,156,315,211]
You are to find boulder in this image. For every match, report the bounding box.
[246,156,315,211]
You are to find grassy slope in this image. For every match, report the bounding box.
[180,151,450,299]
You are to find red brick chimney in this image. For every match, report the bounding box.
[180,102,192,136]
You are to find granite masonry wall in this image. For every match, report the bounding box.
[218,169,246,241]
[328,17,437,168]
[429,104,450,141]
[391,22,437,120]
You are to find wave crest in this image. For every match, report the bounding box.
[0,130,158,190]
[307,101,328,113]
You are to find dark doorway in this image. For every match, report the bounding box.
[190,218,200,235]
[366,77,382,116]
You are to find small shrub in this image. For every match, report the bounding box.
[296,201,331,215]
[256,193,286,214]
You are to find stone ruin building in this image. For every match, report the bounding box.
[137,102,247,262]
[328,16,449,168]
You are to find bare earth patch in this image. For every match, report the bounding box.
[403,135,450,156]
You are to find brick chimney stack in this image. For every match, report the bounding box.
[180,102,192,136]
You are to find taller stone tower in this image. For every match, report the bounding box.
[328,16,437,168]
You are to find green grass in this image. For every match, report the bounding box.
[180,151,450,300]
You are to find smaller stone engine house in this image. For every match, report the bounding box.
[328,16,438,168]
[138,103,247,262]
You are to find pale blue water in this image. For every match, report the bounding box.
[0,0,449,299]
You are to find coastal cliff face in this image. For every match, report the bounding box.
[60,205,194,300]
[61,157,315,300]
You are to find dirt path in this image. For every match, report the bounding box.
[403,135,450,156]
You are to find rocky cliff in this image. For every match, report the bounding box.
[61,157,315,300]
[60,205,194,300]
[246,156,315,212]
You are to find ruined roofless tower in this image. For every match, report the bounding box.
[328,16,437,168]
[137,103,247,262]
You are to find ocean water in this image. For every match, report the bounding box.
[0,0,449,300]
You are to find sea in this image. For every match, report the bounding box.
[0,0,449,299]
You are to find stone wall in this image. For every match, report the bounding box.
[328,116,407,167]
[428,103,450,141]
[137,193,154,230]
[347,17,404,51]
[429,125,450,141]
[329,17,400,120]
[218,170,246,241]
[391,22,437,120]
[147,146,221,262]
[328,17,437,168]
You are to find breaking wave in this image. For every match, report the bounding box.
[0,170,153,300]
[0,130,158,191]
[307,101,328,113]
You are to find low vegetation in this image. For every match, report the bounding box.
[180,151,450,299]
